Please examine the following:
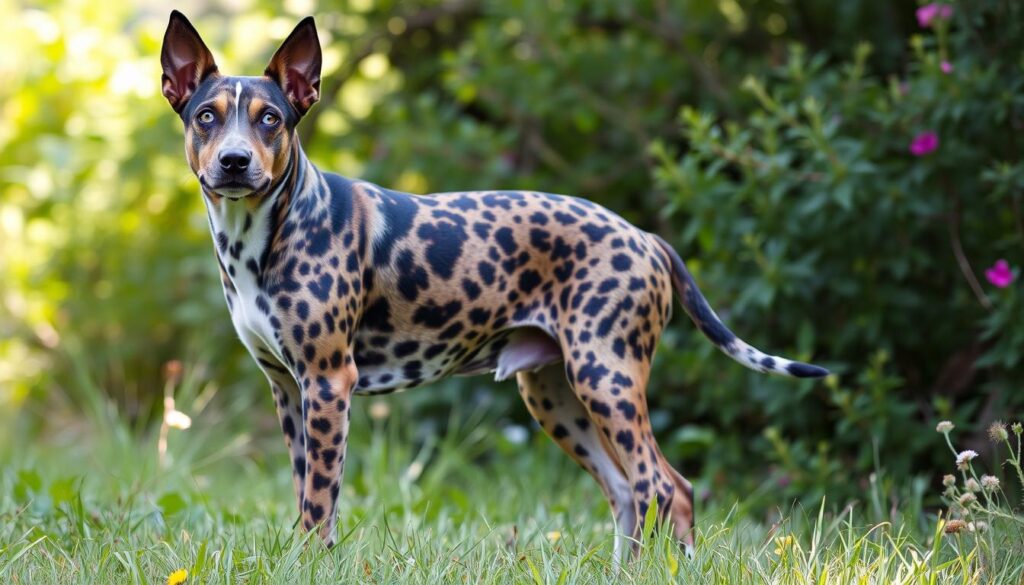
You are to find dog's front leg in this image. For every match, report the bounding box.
[299,359,357,545]
[266,373,306,515]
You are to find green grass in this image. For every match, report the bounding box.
[1,370,1020,583]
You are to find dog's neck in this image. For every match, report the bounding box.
[203,138,325,285]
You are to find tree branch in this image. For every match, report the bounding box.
[947,191,992,310]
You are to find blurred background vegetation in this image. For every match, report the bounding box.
[1,0,1022,515]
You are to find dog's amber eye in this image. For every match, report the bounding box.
[197,110,215,125]
[261,112,279,127]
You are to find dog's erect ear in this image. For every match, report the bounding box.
[160,10,218,113]
[264,17,322,116]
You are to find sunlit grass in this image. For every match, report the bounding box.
[1,369,1020,583]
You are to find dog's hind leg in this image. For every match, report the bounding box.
[561,353,695,554]
[516,364,636,563]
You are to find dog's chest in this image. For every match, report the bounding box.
[228,270,283,365]
[207,200,287,368]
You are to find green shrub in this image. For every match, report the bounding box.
[650,0,1024,506]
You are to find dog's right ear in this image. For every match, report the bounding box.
[160,10,218,114]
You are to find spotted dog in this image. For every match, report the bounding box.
[160,11,828,559]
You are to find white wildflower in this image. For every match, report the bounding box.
[956,450,978,471]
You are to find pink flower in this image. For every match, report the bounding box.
[909,132,939,156]
[985,260,1015,288]
[940,61,954,74]
[917,4,953,27]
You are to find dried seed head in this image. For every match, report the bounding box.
[936,420,955,434]
[163,360,184,385]
[988,421,1008,442]
[958,492,977,507]
[981,475,1000,491]
[964,478,980,493]
[944,519,966,534]
[942,474,956,487]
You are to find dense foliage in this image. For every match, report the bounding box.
[650,0,1024,505]
[1,0,1021,511]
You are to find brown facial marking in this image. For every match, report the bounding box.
[191,90,232,176]
[247,96,279,177]
[184,126,199,170]
[248,96,266,121]
[270,131,290,178]
[196,138,217,178]
[213,92,229,116]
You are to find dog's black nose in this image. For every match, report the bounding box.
[219,149,251,173]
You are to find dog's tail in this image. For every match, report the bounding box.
[651,234,829,378]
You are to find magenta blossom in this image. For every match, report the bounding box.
[941,61,954,74]
[985,260,1015,288]
[909,132,939,156]
[917,4,953,27]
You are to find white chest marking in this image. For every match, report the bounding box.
[207,197,285,369]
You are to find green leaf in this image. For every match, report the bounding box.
[14,469,43,502]
[158,492,188,518]
[49,476,76,507]
[642,495,659,543]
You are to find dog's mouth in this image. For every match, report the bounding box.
[200,176,271,199]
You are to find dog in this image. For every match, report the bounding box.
[160,10,828,559]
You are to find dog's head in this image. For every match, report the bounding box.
[160,11,321,199]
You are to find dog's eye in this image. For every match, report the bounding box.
[261,112,279,127]
[197,110,215,125]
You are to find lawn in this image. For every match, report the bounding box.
[1,370,1018,584]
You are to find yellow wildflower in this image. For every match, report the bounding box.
[167,568,188,585]
[774,534,798,556]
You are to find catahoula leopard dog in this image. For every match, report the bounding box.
[160,10,828,560]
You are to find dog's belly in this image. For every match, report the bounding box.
[351,326,563,395]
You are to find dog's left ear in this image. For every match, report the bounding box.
[265,17,322,116]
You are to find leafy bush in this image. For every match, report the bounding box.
[650,0,1024,506]
[1,0,916,411]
